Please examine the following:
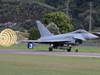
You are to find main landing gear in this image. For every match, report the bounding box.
[48,44,79,52]
[49,44,53,52]
[67,45,78,52]
[66,45,72,52]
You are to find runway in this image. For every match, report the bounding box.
[0,49,100,58]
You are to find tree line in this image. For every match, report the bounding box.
[0,0,100,39]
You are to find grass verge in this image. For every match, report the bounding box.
[0,54,100,75]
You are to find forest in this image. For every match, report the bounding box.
[0,0,100,35]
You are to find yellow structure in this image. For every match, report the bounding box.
[0,28,17,47]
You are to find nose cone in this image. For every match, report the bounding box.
[91,34,99,39]
[86,33,99,39]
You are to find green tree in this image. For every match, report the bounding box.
[79,1,97,31]
[43,12,73,33]
[28,27,40,40]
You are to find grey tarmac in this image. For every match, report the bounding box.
[0,49,100,58]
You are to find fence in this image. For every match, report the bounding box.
[80,39,100,47]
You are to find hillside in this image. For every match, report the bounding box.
[0,0,54,31]
[0,0,100,32]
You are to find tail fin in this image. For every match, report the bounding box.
[36,20,53,37]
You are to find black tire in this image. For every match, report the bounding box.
[49,47,53,52]
[75,49,78,52]
[67,48,71,52]
[67,47,71,52]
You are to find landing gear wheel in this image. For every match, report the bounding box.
[49,47,53,52]
[67,48,71,52]
[75,49,78,52]
[67,45,72,52]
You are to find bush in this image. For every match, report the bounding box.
[28,27,40,40]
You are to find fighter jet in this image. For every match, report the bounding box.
[23,20,98,52]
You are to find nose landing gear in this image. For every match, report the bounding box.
[67,45,72,52]
[49,44,53,52]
